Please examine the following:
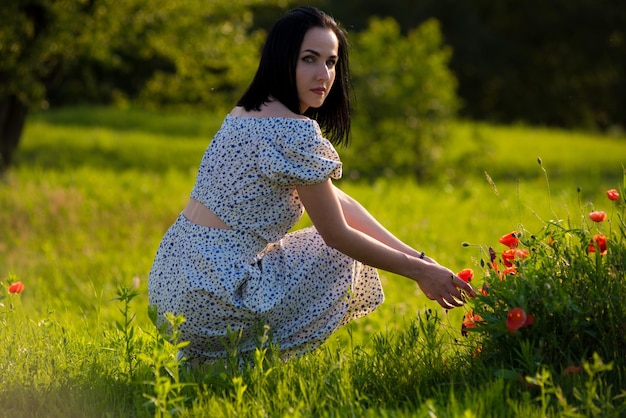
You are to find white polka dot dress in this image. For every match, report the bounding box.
[148,116,384,361]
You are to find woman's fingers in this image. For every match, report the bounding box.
[452,275,477,298]
[422,273,477,308]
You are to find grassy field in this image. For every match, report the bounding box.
[1,107,625,417]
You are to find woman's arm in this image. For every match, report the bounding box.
[296,179,475,308]
[333,185,431,262]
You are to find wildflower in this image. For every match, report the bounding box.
[488,246,496,263]
[502,266,517,276]
[502,248,530,267]
[8,281,25,294]
[461,310,483,336]
[496,265,517,280]
[506,307,529,333]
[498,231,519,248]
[457,268,474,283]
[587,234,607,255]
[588,211,607,222]
[607,189,620,201]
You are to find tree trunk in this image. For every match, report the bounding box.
[0,95,28,174]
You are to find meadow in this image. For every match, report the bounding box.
[1,107,625,417]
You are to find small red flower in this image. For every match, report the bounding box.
[502,266,517,276]
[502,248,530,267]
[457,268,474,283]
[497,266,517,280]
[461,310,483,336]
[607,189,620,201]
[506,307,527,333]
[587,234,607,255]
[8,281,25,294]
[498,231,519,248]
[588,211,607,222]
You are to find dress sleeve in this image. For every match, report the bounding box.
[258,121,342,185]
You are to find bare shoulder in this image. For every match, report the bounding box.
[229,101,309,120]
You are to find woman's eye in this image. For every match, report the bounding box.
[302,56,314,63]
[326,60,336,68]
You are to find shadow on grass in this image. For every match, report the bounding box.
[29,106,225,138]
[0,377,145,418]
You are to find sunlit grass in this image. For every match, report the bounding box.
[1,107,624,417]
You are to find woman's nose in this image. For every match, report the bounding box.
[317,64,331,81]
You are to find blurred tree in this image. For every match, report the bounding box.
[344,18,459,179]
[0,0,283,173]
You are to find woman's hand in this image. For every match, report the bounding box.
[414,262,476,309]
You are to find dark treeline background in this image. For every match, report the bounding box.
[309,0,625,130]
[1,0,624,176]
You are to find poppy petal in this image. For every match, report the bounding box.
[607,189,620,201]
[8,281,25,294]
[498,231,519,248]
[506,307,527,333]
[589,211,607,222]
[457,268,474,283]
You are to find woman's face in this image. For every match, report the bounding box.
[296,27,339,113]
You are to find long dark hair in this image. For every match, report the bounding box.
[237,6,352,146]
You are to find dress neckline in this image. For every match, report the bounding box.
[225,114,312,122]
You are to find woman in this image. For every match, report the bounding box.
[148,6,475,363]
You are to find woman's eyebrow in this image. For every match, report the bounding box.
[302,49,338,59]
[302,49,321,56]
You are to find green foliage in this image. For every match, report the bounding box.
[346,17,459,179]
[142,309,193,417]
[0,0,282,110]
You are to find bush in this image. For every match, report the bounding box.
[344,18,459,180]
[461,169,626,387]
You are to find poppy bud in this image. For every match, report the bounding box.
[8,281,25,294]
[607,189,620,201]
[588,211,606,222]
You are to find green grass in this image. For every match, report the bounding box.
[1,107,625,417]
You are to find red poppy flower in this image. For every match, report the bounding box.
[502,266,517,276]
[8,281,25,294]
[497,266,517,280]
[502,249,530,267]
[498,231,519,248]
[502,250,514,266]
[461,310,483,336]
[588,211,607,222]
[457,268,474,283]
[587,234,607,255]
[607,189,620,201]
[506,307,527,333]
